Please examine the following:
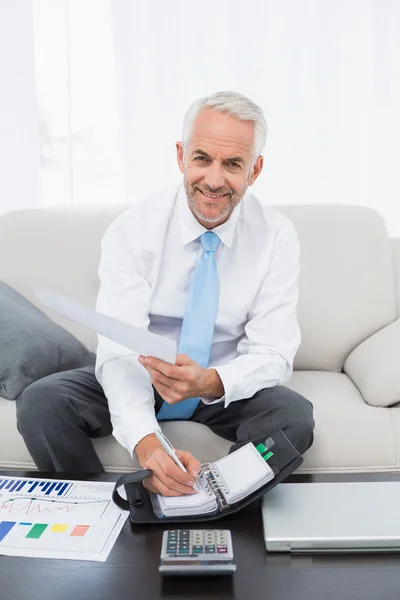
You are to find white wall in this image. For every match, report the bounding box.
[0,1,41,217]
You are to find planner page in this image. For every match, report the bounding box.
[157,479,217,516]
[213,443,274,504]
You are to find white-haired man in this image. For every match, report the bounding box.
[17,91,314,494]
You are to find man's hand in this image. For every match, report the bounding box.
[135,433,201,496]
[138,353,224,404]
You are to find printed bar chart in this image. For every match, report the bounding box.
[0,521,16,542]
[0,520,92,540]
[0,478,72,497]
[51,524,68,533]
[26,524,48,539]
[0,477,128,561]
[71,525,89,537]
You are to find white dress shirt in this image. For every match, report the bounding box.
[95,184,301,455]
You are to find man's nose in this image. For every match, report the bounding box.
[203,161,225,191]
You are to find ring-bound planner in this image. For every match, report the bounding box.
[112,429,303,524]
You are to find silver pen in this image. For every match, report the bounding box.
[154,429,187,472]
[154,429,197,490]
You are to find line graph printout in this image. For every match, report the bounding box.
[0,476,128,562]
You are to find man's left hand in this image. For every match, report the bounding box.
[138,354,223,404]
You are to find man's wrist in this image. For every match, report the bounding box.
[134,432,160,465]
[200,368,225,399]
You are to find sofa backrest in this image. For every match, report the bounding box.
[0,203,398,373]
[392,238,400,317]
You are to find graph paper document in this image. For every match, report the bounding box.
[0,476,128,562]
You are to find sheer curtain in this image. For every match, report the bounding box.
[1,1,399,237]
[0,1,41,217]
[110,0,400,236]
[33,0,125,208]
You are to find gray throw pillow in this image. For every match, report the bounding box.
[0,282,96,400]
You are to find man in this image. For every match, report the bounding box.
[17,91,314,495]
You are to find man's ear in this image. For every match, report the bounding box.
[176,142,185,174]
[248,155,264,186]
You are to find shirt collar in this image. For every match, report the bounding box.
[176,184,241,248]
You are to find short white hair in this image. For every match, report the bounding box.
[182,91,268,162]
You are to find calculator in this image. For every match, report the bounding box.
[159,529,236,576]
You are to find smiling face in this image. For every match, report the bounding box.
[176,108,263,229]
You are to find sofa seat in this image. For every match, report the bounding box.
[1,370,399,474]
[286,371,399,473]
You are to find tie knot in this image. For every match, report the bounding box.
[200,231,221,253]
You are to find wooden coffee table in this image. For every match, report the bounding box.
[0,470,399,600]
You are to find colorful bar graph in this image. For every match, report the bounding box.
[51,524,68,533]
[26,524,48,539]
[0,521,16,542]
[71,525,89,537]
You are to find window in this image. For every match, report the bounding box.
[33,0,126,207]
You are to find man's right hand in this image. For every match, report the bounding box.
[134,433,201,496]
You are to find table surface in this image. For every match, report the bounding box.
[1,470,400,600]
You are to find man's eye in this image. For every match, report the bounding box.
[227,161,240,168]
[194,156,207,162]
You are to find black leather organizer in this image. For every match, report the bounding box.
[112,429,303,525]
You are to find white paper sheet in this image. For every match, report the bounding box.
[32,286,177,363]
[0,476,128,562]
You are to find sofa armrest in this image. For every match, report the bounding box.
[343,319,400,407]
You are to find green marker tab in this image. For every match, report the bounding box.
[263,451,274,461]
[255,443,268,455]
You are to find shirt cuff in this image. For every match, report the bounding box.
[199,394,226,406]
[115,410,162,459]
[211,364,243,407]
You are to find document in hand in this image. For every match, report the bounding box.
[150,443,274,518]
[31,286,177,363]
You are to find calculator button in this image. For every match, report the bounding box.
[217,545,228,553]
[192,545,203,553]
[205,545,216,553]
[179,548,189,554]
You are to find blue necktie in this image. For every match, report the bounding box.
[156,231,221,420]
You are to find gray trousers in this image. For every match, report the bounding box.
[16,365,315,473]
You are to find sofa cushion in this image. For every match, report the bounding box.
[0,282,95,400]
[285,371,397,472]
[0,395,231,472]
[3,372,399,474]
[277,205,398,373]
[343,319,400,407]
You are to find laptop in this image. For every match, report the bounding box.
[262,481,400,552]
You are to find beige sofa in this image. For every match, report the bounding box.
[0,203,400,474]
